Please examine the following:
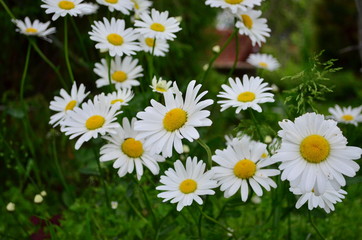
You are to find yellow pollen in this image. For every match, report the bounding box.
[121,138,144,158]
[145,37,155,47]
[112,71,128,82]
[58,1,75,10]
[241,14,253,29]
[155,86,167,92]
[111,99,124,104]
[107,33,124,46]
[65,100,77,111]
[300,135,330,163]
[261,153,268,158]
[163,108,187,132]
[225,0,243,4]
[105,0,118,3]
[134,3,139,9]
[234,159,256,179]
[237,91,256,102]
[150,23,165,32]
[85,115,105,130]
[26,28,38,33]
[179,179,197,194]
[342,114,354,121]
[258,62,268,68]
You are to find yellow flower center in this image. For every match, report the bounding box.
[111,99,124,104]
[121,138,144,158]
[163,108,187,132]
[241,14,253,29]
[107,33,124,46]
[145,37,155,47]
[105,0,118,3]
[156,86,167,92]
[179,179,197,194]
[134,3,139,9]
[26,28,38,33]
[300,135,330,163]
[112,71,128,82]
[237,91,255,102]
[225,0,243,4]
[234,159,256,179]
[258,62,268,68]
[65,100,77,111]
[342,114,354,121]
[150,23,165,32]
[85,115,105,130]
[58,0,75,10]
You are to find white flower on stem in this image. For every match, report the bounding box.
[138,35,169,56]
[205,0,261,14]
[12,17,56,42]
[247,53,280,71]
[41,0,91,21]
[6,202,15,212]
[79,2,99,16]
[131,0,152,16]
[105,88,134,109]
[34,194,44,203]
[328,105,362,126]
[96,0,133,14]
[149,76,173,93]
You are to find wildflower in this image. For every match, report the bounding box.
[79,2,99,16]
[156,157,217,211]
[111,201,118,209]
[12,17,56,42]
[134,80,213,157]
[34,194,44,203]
[6,202,15,212]
[105,88,134,109]
[328,105,362,126]
[149,76,173,93]
[96,0,133,14]
[205,0,261,14]
[131,0,152,16]
[217,75,274,113]
[41,0,91,21]
[247,53,280,71]
[40,191,47,197]
[212,45,220,53]
[138,35,169,56]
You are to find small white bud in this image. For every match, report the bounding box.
[175,16,182,23]
[40,191,47,197]
[212,45,220,53]
[182,144,190,153]
[6,202,15,212]
[264,135,272,144]
[111,201,118,209]
[271,84,279,93]
[34,194,43,204]
[251,195,261,204]
[202,64,209,71]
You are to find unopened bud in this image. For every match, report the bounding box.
[6,202,15,212]
[212,45,220,53]
[34,194,43,204]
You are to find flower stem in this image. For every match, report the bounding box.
[197,139,213,168]
[148,37,157,82]
[249,109,263,142]
[92,146,111,209]
[0,0,15,19]
[69,16,90,62]
[308,211,325,240]
[20,43,31,103]
[64,16,75,83]
[227,27,239,79]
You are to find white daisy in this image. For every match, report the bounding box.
[106,88,134,109]
[328,105,362,126]
[217,75,274,113]
[131,0,152,16]
[41,0,91,21]
[247,53,280,71]
[235,9,271,46]
[12,17,56,42]
[94,56,143,89]
[79,2,99,16]
[272,112,362,193]
[49,82,89,127]
[156,157,218,211]
[150,76,173,93]
[95,0,133,14]
[205,0,261,14]
[134,80,213,158]
[212,137,280,201]
[100,117,165,180]
[89,17,141,57]
[138,35,169,56]
[134,8,182,40]
[60,94,121,150]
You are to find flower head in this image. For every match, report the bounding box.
[247,53,280,71]
[95,0,133,14]
[131,0,152,16]
[328,105,362,126]
[41,0,91,21]
[205,0,262,14]
[12,17,56,42]
[150,76,173,93]
[138,35,169,56]
[105,88,134,108]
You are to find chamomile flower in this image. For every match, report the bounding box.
[100,117,165,180]
[12,17,56,42]
[94,56,143,89]
[217,75,274,113]
[106,88,134,108]
[61,94,121,150]
[156,157,217,211]
[49,82,89,127]
[205,0,261,14]
[89,17,141,57]
[328,105,362,126]
[138,35,169,56]
[247,53,280,71]
[212,137,280,201]
[96,0,133,14]
[134,9,182,40]
[79,2,99,16]
[131,0,152,16]
[41,0,91,21]
[272,112,362,193]
[135,80,213,157]
[150,76,173,93]
[235,9,271,46]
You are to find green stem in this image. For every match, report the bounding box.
[308,211,325,240]
[64,16,75,83]
[20,43,31,104]
[138,178,158,227]
[249,109,263,142]
[106,54,115,92]
[96,158,111,209]
[148,38,157,82]
[0,0,15,19]
[197,139,212,168]
[227,28,239,79]
[123,192,149,223]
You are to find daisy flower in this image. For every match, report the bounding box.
[94,56,143,89]
[272,112,362,193]
[106,88,134,108]
[328,105,362,126]
[100,117,165,180]
[134,80,213,158]
[217,75,274,113]
[41,0,91,21]
[60,94,121,150]
[131,0,152,16]
[134,8,182,40]
[95,0,133,14]
[138,35,169,56]
[247,53,280,71]
[89,17,141,57]
[235,9,271,46]
[12,17,56,42]
[79,2,99,16]
[156,157,218,211]
[150,76,173,93]
[49,82,89,127]
[212,137,280,201]
[205,0,261,14]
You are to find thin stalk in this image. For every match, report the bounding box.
[69,16,90,62]
[123,193,149,223]
[138,178,158,227]
[106,54,115,92]
[227,28,239,79]
[197,139,212,168]
[249,109,263,142]
[95,158,111,209]
[308,211,325,240]
[64,16,75,83]
[0,0,15,19]
[20,43,31,103]
[148,37,157,82]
